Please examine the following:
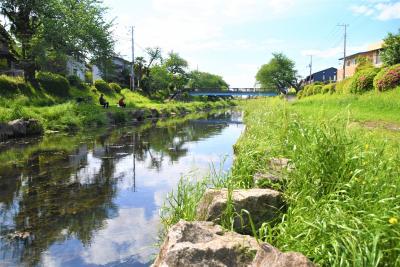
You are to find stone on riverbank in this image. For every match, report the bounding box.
[270,158,294,172]
[196,188,284,234]
[153,220,314,267]
[253,172,282,188]
[0,119,43,139]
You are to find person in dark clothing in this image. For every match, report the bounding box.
[118,97,126,108]
[99,94,109,108]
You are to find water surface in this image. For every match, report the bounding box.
[0,110,244,267]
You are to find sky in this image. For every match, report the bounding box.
[103,0,400,87]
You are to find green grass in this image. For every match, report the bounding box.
[160,89,400,266]
[0,77,234,132]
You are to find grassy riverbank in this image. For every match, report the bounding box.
[0,76,233,133]
[161,89,400,266]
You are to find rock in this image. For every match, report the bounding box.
[153,220,314,267]
[151,108,160,118]
[0,123,14,139]
[7,119,43,137]
[197,189,284,234]
[270,158,294,172]
[131,110,145,121]
[253,172,282,187]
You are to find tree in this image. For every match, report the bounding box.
[188,71,229,89]
[256,53,302,93]
[381,29,400,66]
[164,52,188,91]
[0,0,114,81]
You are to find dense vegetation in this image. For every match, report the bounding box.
[161,88,400,266]
[0,75,233,132]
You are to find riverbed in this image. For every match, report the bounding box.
[0,110,244,267]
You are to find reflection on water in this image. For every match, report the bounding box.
[0,110,244,267]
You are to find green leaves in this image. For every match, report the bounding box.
[381,29,400,66]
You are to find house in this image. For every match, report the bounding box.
[92,56,132,86]
[66,55,86,80]
[337,41,383,81]
[304,67,337,84]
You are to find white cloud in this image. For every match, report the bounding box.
[301,44,370,59]
[350,1,400,21]
[376,2,400,20]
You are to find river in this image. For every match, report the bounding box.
[0,110,244,267]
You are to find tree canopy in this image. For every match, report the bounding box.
[381,29,400,66]
[188,71,229,89]
[0,0,114,81]
[256,53,302,93]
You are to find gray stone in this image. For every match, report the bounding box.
[7,119,43,137]
[153,220,314,267]
[270,158,294,172]
[253,172,282,187]
[197,189,284,234]
[131,109,145,121]
[0,123,14,139]
[151,108,160,118]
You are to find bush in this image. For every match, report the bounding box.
[0,75,19,94]
[36,71,70,96]
[109,82,122,93]
[312,84,323,95]
[67,75,82,87]
[373,64,400,92]
[335,78,352,94]
[350,68,380,94]
[322,83,336,94]
[94,79,112,93]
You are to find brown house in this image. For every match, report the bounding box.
[337,42,383,81]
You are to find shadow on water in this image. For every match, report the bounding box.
[0,109,244,267]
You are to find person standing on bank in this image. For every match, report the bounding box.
[118,97,126,108]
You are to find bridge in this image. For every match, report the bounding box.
[187,88,278,97]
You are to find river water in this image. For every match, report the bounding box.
[0,110,244,267]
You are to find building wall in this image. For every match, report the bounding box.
[337,50,382,81]
[66,57,86,80]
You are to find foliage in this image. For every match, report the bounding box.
[374,64,400,92]
[94,79,112,94]
[350,68,380,93]
[335,78,353,94]
[188,71,229,89]
[381,29,400,66]
[36,71,70,96]
[67,75,82,87]
[164,52,189,91]
[85,71,93,84]
[0,75,19,94]
[321,83,336,94]
[0,0,114,81]
[148,65,172,93]
[109,82,122,93]
[355,56,374,72]
[256,53,302,93]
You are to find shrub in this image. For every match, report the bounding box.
[67,75,82,87]
[312,84,323,95]
[373,64,400,92]
[0,75,19,94]
[109,82,122,93]
[36,71,70,96]
[335,78,352,94]
[322,83,336,94]
[350,68,380,94]
[94,79,112,93]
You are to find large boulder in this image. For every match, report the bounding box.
[0,123,13,140]
[7,119,43,137]
[197,189,284,234]
[253,172,282,188]
[153,220,314,267]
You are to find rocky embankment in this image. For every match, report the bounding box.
[153,158,315,267]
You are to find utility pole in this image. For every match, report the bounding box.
[131,26,135,90]
[308,55,313,84]
[338,24,349,80]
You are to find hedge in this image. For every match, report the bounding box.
[374,64,400,92]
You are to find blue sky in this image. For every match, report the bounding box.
[103,0,400,87]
